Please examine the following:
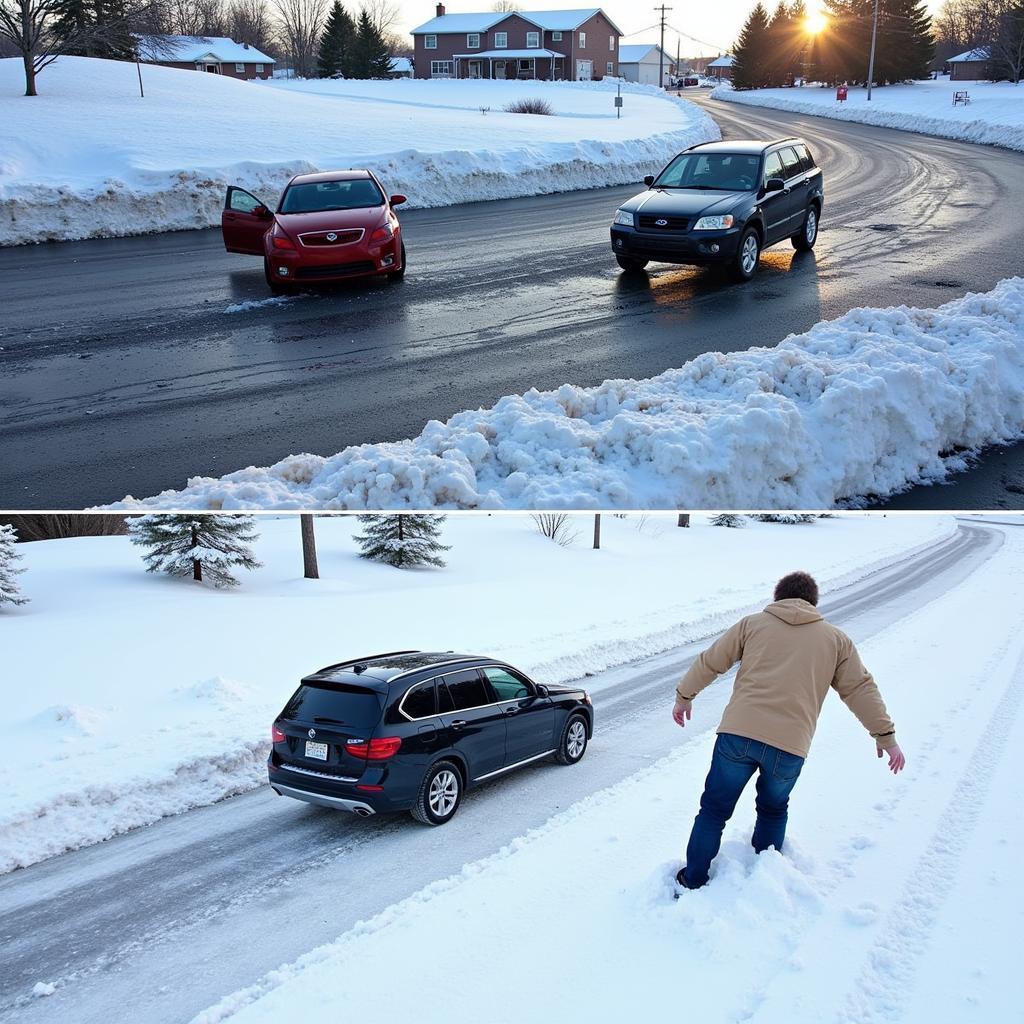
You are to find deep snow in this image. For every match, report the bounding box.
[193,523,1024,1024]
[107,278,1024,511]
[0,513,953,874]
[0,57,718,245]
[712,78,1024,153]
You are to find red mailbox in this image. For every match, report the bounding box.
[836,85,848,102]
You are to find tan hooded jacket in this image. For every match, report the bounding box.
[675,598,896,758]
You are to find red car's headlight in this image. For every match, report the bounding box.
[272,234,296,250]
[370,224,394,243]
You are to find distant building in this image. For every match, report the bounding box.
[410,3,622,81]
[389,56,414,78]
[706,54,733,81]
[618,43,675,86]
[947,47,992,81]
[138,35,275,80]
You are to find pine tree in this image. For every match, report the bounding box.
[355,514,450,568]
[350,8,393,79]
[0,524,29,607]
[51,0,138,60]
[873,0,934,83]
[128,515,262,588]
[733,3,774,89]
[711,513,745,527]
[317,0,357,78]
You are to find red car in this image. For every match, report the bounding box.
[221,170,407,294]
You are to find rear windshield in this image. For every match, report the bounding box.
[281,683,382,728]
[280,179,385,214]
[654,152,761,192]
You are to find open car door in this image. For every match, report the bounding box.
[222,186,272,255]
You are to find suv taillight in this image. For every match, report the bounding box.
[272,722,286,743]
[346,736,402,760]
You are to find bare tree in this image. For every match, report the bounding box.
[300,514,319,578]
[229,0,273,50]
[592,513,601,550]
[993,3,1024,81]
[273,0,327,76]
[491,0,520,10]
[531,514,579,547]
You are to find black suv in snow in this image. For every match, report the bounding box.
[268,651,593,825]
[610,138,823,281]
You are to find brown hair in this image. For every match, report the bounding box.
[774,571,819,606]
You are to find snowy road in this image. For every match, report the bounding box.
[3,100,1024,508]
[0,521,1001,1024]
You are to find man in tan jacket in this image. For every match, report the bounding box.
[673,570,905,890]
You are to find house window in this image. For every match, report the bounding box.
[430,60,452,76]
[255,64,264,73]
[579,31,586,47]
[194,63,203,70]
[494,31,507,48]
[607,61,614,73]
[551,30,562,40]
[467,33,480,48]
[609,35,615,51]
[526,31,539,47]
[424,34,437,49]
[235,63,245,73]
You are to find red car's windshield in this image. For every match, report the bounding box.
[280,179,385,214]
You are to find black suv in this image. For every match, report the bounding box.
[268,651,593,825]
[610,137,823,281]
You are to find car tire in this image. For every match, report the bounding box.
[555,714,589,765]
[410,759,463,826]
[264,258,292,296]
[387,242,407,282]
[730,227,761,282]
[792,205,819,251]
[616,255,649,273]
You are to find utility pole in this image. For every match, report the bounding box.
[654,4,672,88]
[866,0,879,100]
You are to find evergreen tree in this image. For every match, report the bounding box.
[51,0,138,60]
[711,513,745,527]
[356,514,450,568]
[755,513,818,524]
[128,515,262,588]
[317,0,357,78]
[350,8,392,79]
[0,524,29,607]
[819,0,932,84]
[732,3,774,89]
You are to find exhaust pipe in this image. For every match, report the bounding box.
[354,807,373,817]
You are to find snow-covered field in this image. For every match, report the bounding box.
[0,57,717,245]
[109,277,1024,511]
[195,521,1024,1024]
[0,513,953,874]
[712,77,1024,152]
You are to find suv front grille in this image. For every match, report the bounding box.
[638,214,690,231]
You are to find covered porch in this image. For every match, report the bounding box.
[452,49,567,81]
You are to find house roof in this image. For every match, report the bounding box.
[137,34,275,64]
[412,8,622,36]
[707,54,733,67]
[618,43,672,64]
[948,47,991,62]
[389,56,413,73]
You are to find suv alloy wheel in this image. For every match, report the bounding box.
[411,759,464,825]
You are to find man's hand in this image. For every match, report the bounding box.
[877,743,906,774]
[672,699,692,727]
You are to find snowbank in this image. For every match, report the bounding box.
[712,78,1024,153]
[108,278,1024,511]
[0,57,718,245]
[193,526,1024,1024]
[0,513,953,873]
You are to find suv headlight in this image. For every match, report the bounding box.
[613,209,634,227]
[693,215,735,230]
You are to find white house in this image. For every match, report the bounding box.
[618,43,675,86]
[707,53,733,81]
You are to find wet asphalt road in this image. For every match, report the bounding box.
[0,521,1000,1024]
[2,95,1024,509]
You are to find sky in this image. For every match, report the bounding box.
[392,0,944,58]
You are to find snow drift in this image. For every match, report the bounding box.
[108,278,1024,510]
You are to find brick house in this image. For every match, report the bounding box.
[137,35,275,80]
[410,4,622,81]
[707,54,733,82]
[947,47,992,81]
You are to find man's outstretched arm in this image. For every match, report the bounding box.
[672,619,746,727]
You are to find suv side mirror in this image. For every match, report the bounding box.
[643,175,655,188]
[764,177,785,193]
[536,684,549,698]
[390,194,407,207]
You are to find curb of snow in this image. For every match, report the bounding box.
[0,517,956,875]
[710,84,1024,153]
[105,278,1024,510]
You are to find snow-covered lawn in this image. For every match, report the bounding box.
[712,77,1024,152]
[195,523,1024,1024]
[0,56,717,245]
[0,513,953,874]
[108,277,1024,511]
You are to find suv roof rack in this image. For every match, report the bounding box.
[315,650,421,674]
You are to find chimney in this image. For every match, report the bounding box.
[436,3,445,16]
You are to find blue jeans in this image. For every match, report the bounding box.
[681,733,805,889]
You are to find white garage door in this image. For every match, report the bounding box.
[576,59,592,81]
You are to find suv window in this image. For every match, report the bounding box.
[795,143,814,171]
[763,150,784,183]
[443,669,489,711]
[282,684,382,728]
[401,681,436,720]
[483,666,532,701]
[780,147,804,179]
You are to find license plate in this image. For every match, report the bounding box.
[305,741,328,761]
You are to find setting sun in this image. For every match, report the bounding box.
[805,11,829,33]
